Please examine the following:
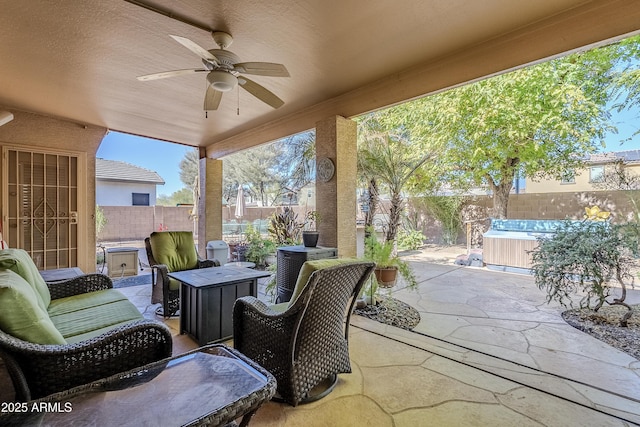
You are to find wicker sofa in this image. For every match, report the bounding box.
[0,248,173,401]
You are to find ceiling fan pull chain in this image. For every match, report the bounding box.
[205,111,208,119]
[237,86,240,116]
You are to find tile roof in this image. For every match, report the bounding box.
[587,150,640,165]
[96,158,165,184]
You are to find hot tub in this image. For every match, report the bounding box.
[483,219,574,273]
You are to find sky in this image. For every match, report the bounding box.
[603,106,640,151]
[97,132,195,196]
[97,106,640,196]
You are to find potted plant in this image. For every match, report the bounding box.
[244,224,276,268]
[302,211,321,247]
[358,273,379,306]
[364,230,417,289]
[268,207,304,246]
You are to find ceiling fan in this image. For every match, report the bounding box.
[137,31,289,111]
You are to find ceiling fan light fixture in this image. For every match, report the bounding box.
[207,70,237,92]
[0,111,14,127]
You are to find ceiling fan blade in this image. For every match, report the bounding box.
[204,85,223,111]
[238,77,284,109]
[233,62,290,77]
[169,35,219,64]
[137,68,207,81]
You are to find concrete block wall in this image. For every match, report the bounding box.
[98,190,638,245]
[98,205,310,242]
[506,191,635,221]
[98,206,195,242]
[409,190,639,245]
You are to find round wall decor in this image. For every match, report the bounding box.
[317,157,335,182]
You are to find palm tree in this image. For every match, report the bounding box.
[276,131,316,192]
[357,116,435,242]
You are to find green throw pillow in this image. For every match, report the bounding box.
[0,248,51,310]
[149,231,198,272]
[287,258,361,308]
[0,269,66,345]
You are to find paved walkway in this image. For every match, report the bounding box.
[118,247,640,426]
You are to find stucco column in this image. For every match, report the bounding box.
[197,157,223,257]
[315,115,357,257]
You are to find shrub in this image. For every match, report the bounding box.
[418,195,466,245]
[96,205,107,238]
[397,229,425,250]
[244,224,276,268]
[530,220,638,326]
[268,207,304,246]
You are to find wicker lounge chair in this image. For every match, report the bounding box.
[145,231,219,317]
[233,259,375,406]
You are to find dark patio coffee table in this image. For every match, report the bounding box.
[0,344,276,427]
[170,265,270,346]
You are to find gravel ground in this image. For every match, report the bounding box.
[562,304,640,361]
[354,296,421,330]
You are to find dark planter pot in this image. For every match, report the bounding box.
[374,266,398,288]
[235,245,248,262]
[302,231,319,247]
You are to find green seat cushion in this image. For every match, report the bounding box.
[168,277,181,291]
[288,258,361,308]
[0,248,51,310]
[0,269,66,345]
[269,302,289,313]
[47,289,128,317]
[49,290,142,341]
[149,231,198,272]
[64,320,139,345]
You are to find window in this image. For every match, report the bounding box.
[589,166,604,183]
[560,169,575,184]
[132,193,150,206]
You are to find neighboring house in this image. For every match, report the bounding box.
[96,158,165,206]
[526,150,640,193]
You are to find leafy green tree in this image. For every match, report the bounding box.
[222,133,317,207]
[157,188,194,206]
[404,36,640,218]
[223,144,285,206]
[611,36,640,138]
[179,148,199,195]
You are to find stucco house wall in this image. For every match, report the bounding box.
[526,151,640,193]
[96,181,159,206]
[95,158,164,207]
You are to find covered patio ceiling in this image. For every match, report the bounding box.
[0,0,639,158]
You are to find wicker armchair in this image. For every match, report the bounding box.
[0,273,173,401]
[233,260,375,406]
[145,231,219,317]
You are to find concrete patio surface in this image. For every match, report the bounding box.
[117,246,640,426]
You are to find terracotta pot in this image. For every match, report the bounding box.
[302,231,319,247]
[374,266,397,288]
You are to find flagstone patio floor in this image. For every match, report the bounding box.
[118,246,640,426]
